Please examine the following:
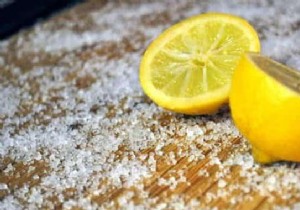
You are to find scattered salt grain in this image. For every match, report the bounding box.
[0,85,20,117]
[0,183,8,190]
[218,179,227,188]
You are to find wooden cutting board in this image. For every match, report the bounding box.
[0,1,300,209]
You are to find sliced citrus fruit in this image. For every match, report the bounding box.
[140,13,260,114]
[230,52,300,163]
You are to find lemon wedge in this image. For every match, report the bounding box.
[230,53,300,163]
[140,13,260,114]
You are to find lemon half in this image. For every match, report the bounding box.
[140,13,260,114]
[230,53,300,163]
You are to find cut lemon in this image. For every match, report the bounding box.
[140,13,260,114]
[230,53,300,163]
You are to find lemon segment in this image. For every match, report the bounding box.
[230,53,300,163]
[140,13,260,115]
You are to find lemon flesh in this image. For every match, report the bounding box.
[140,13,260,115]
[230,53,300,163]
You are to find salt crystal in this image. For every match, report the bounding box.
[218,179,227,188]
[0,56,5,65]
[0,183,8,190]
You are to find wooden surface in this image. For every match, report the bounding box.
[1,0,300,209]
